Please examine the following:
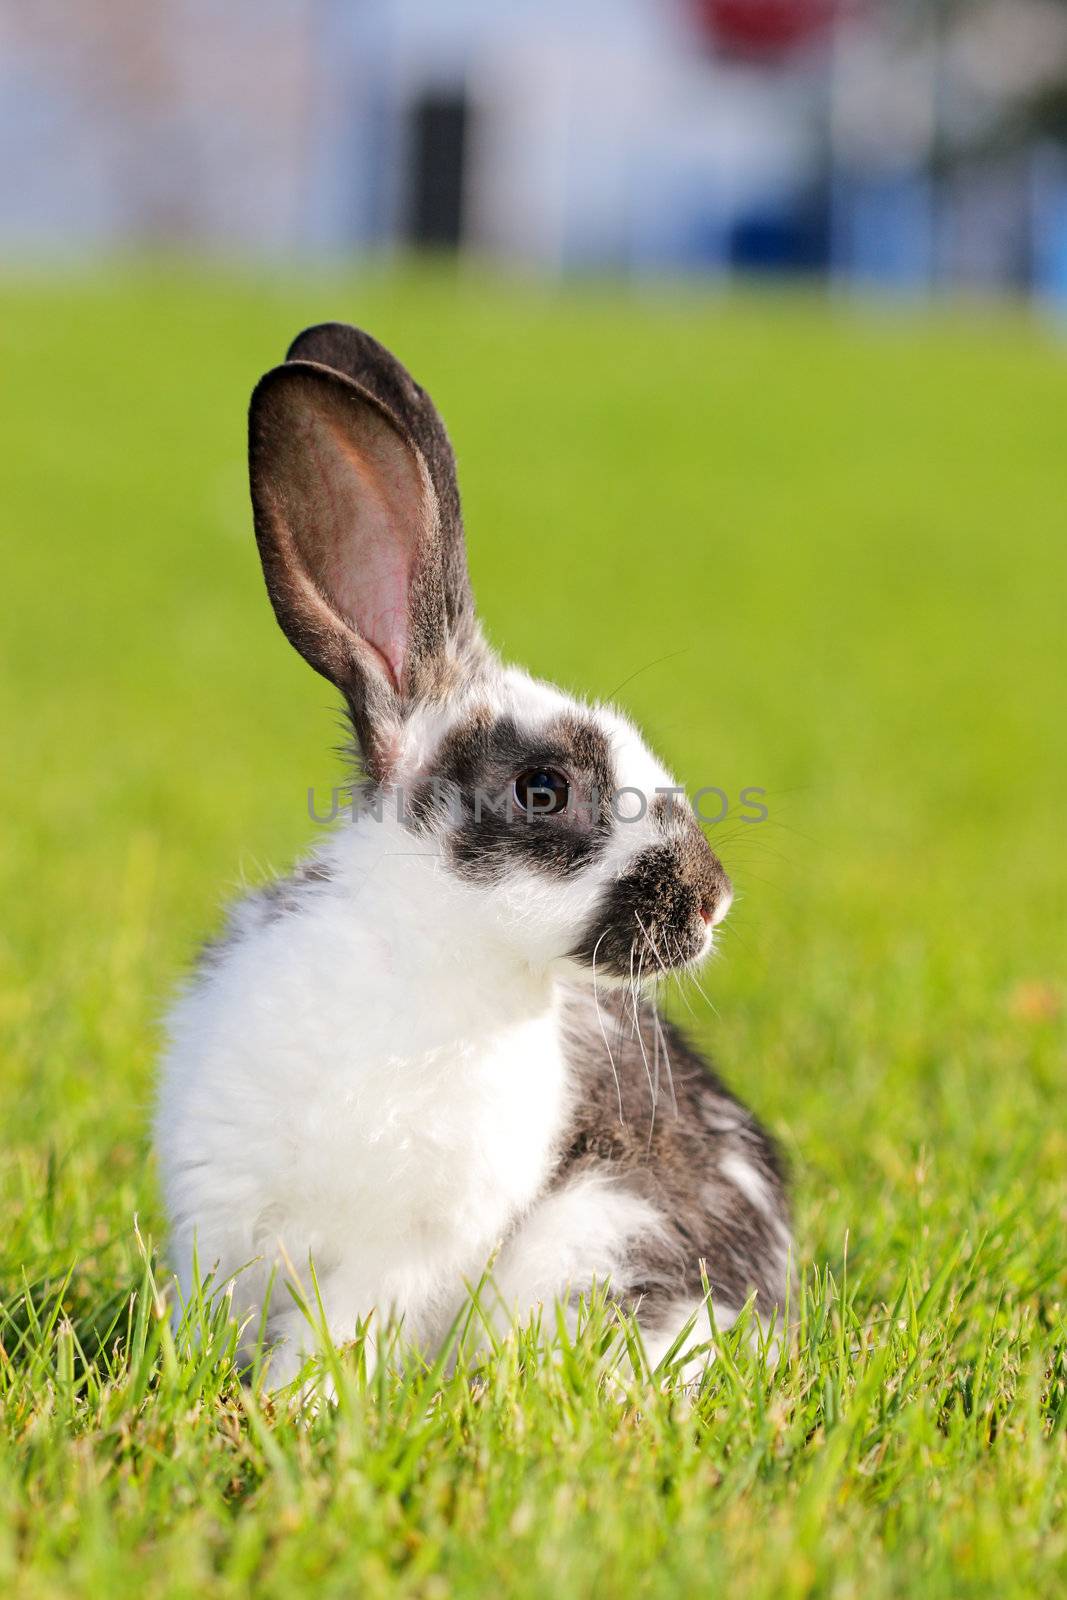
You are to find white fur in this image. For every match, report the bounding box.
[719,1153,774,1217]
[641,1295,740,1381]
[490,1174,669,1321]
[156,670,712,1382]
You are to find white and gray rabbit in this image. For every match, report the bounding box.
[156,323,792,1383]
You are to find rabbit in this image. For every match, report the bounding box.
[155,322,792,1386]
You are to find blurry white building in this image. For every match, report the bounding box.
[308,0,825,272]
[3,0,1067,302]
[0,0,825,271]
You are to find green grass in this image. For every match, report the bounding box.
[1,263,1065,1598]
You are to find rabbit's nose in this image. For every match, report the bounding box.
[698,871,732,928]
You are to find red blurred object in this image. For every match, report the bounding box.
[694,0,836,55]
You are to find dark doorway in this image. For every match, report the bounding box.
[406,92,469,249]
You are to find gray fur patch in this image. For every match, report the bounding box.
[196,860,335,971]
[568,829,731,978]
[411,708,617,883]
[552,986,792,1321]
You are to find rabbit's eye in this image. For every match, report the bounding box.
[513,767,570,817]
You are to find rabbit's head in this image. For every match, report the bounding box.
[250,325,731,982]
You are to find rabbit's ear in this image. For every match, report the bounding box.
[284,323,470,635]
[248,359,472,773]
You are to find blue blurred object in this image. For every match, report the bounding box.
[728,195,828,273]
[1031,146,1067,314]
[830,171,935,293]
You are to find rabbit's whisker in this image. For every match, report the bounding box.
[634,916,682,1128]
[591,930,624,1126]
[651,993,679,1119]
[628,927,657,1137]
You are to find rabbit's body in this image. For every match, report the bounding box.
[156,324,791,1382]
[161,802,573,1374]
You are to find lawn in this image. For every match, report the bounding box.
[0,264,1065,1598]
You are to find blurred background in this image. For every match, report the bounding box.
[4,0,1067,307]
